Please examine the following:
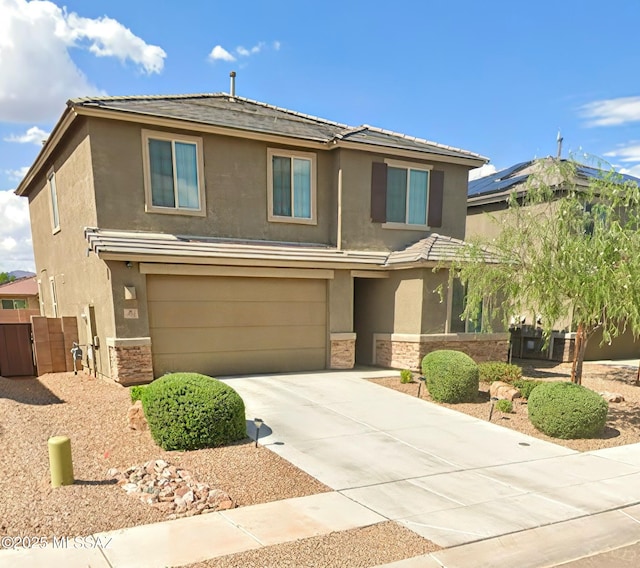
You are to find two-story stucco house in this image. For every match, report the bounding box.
[16,91,509,385]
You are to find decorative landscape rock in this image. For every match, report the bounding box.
[600,391,625,403]
[127,400,148,431]
[489,381,521,401]
[108,460,235,518]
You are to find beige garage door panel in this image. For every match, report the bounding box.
[150,325,326,354]
[153,348,326,377]
[149,300,326,329]
[147,275,327,376]
[148,275,325,302]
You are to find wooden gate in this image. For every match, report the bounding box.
[0,323,36,377]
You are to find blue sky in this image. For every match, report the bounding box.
[2,0,640,271]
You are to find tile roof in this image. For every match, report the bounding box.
[84,228,475,268]
[385,234,471,265]
[0,276,38,296]
[71,93,487,162]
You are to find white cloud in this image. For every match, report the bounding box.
[4,126,50,145]
[581,96,640,127]
[469,164,497,181]
[237,42,265,57]
[604,143,640,163]
[209,45,236,62]
[209,40,280,63]
[0,190,34,272]
[0,0,166,123]
[604,143,640,179]
[6,167,30,181]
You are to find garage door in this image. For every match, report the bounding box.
[147,275,327,377]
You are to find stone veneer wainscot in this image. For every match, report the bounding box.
[107,337,154,385]
[374,333,510,371]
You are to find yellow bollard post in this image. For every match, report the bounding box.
[48,436,74,488]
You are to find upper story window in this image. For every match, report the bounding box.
[387,165,430,225]
[48,171,60,232]
[1,299,28,310]
[370,160,444,229]
[142,130,206,216]
[267,149,317,224]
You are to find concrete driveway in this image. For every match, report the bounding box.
[222,369,640,553]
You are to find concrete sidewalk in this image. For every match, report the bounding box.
[0,491,384,567]
[4,367,640,567]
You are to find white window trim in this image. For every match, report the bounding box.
[267,148,317,225]
[382,158,432,230]
[142,129,206,217]
[37,279,45,315]
[49,276,58,318]
[48,171,60,234]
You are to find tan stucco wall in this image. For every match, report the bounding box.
[88,118,337,244]
[27,120,115,379]
[422,269,449,334]
[328,270,353,333]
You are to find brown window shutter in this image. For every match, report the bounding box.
[370,162,387,223]
[428,170,444,227]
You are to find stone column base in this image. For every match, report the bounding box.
[374,333,511,370]
[107,337,154,385]
[330,333,356,369]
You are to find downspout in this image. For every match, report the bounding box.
[337,167,343,250]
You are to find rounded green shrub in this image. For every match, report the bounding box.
[141,373,246,451]
[400,369,413,384]
[422,350,479,403]
[512,379,544,400]
[130,385,146,403]
[528,382,608,439]
[495,399,513,413]
[478,362,522,384]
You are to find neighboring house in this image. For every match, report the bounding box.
[467,158,640,361]
[0,276,40,324]
[16,91,509,385]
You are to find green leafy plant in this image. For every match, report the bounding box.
[478,362,522,384]
[528,381,608,439]
[400,369,413,384]
[512,379,544,400]
[422,350,479,403]
[448,158,640,384]
[130,385,146,403]
[141,373,246,451]
[495,399,513,413]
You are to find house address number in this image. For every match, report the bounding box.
[124,308,139,319]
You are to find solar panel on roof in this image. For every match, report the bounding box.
[467,161,532,197]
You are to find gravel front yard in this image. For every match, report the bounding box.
[0,372,331,539]
[0,371,437,567]
[370,360,640,452]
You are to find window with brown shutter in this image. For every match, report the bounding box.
[371,160,445,228]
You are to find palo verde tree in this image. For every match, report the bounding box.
[451,158,640,384]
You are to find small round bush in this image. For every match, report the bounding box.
[400,369,413,384]
[142,373,246,450]
[495,399,513,413]
[528,382,608,439]
[422,350,479,403]
[130,385,146,403]
[512,379,544,400]
[478,362,522,384]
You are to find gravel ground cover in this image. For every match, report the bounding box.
[370,360,640,452]
[0,372,331,539]
[187,521,440,568]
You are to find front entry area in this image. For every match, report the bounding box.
[147,274,327,377]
